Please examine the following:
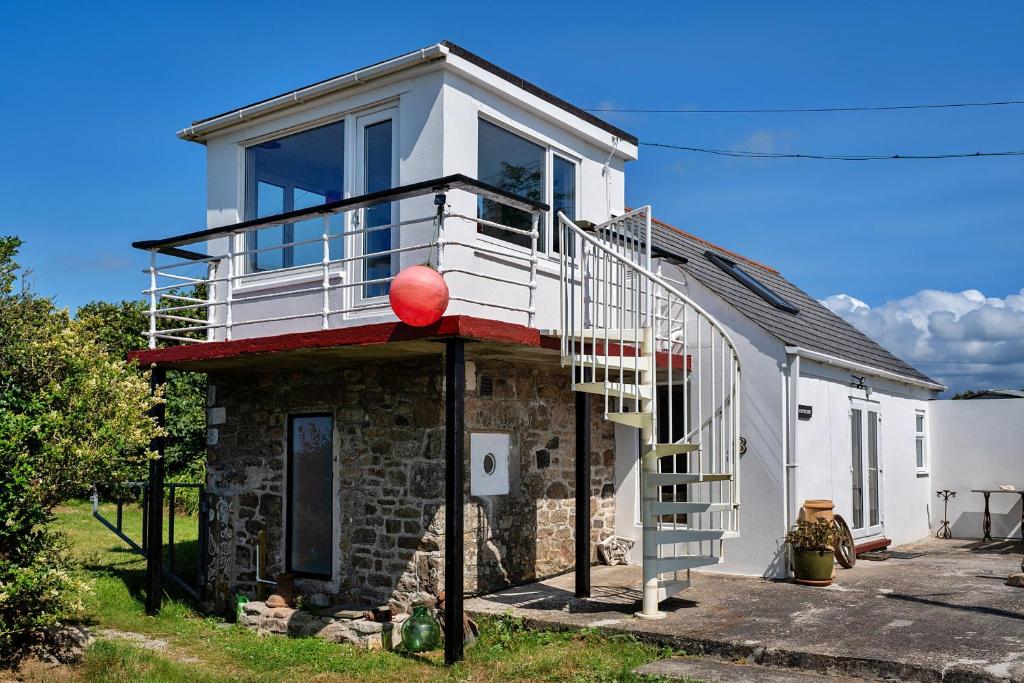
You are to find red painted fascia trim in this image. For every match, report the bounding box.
[128,315,540,367]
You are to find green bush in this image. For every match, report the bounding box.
[0,236,160,664]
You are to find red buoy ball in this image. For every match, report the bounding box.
[389,265,449,327]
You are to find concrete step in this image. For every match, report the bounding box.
[635,657,871,682]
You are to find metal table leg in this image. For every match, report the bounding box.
[982,492,992,541]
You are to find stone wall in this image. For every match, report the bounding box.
[204,348,615,613]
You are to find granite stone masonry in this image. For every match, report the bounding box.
[238,601,394,649]
[204,350,615,614]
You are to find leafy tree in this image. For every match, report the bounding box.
[0,237,161,663]
[76,300,206,479]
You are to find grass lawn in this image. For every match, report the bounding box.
[17,501,681,682]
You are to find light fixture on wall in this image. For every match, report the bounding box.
[850,375,872,399]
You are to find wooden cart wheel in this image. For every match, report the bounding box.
[833,514,856,568]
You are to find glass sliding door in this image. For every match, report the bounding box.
[867,410,880,528]
[850,408,864,530]
[357,110,396,299]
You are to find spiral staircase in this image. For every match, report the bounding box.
[557,207,742,619]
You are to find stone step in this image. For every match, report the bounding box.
[635,657,870,682]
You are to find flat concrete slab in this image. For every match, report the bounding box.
[466,538,1024,682]
[636,656,867,682]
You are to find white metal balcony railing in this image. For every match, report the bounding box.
[133,175,547,348]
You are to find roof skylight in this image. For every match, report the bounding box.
[705,251,799,314]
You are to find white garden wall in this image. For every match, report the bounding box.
[931,399,1024,541]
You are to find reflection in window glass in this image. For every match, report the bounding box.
[363,119,393,298]
[477,120,544,248]
[288,415,333,577]
[867,411,879,526]
[851,409,863,529]
[551,156,576,255]
[245,121,345,272]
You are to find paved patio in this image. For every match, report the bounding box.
[466,538,1024,682]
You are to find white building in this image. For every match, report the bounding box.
[132,42,1010,636]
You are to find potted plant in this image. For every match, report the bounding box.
[786,518,840,586]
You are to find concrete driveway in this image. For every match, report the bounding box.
[466,538,1024,681]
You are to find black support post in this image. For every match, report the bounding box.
[574,369,592,599]
[145,366,167,616]
[444,339,465,666]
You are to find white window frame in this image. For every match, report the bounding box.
[474,115,581,261]
[232,101,400,295]
[349,105,400,312]
[915,409,929,474]
[849,397,884,538]
[549,152,580,257]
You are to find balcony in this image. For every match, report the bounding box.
[133,175,553,348]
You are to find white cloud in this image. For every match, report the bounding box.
[820,288,1024,395]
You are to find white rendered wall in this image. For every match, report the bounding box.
[794,363,936,547]
[439,66,627,331]
[614,266,790,578]
[931,399,1024,540]
[200,64,447,338]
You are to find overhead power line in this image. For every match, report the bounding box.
[641,141,1024,161]
[588,99,1024,114]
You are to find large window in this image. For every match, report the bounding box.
[287,414,334,578]
[245,121,345,272]
[915,410,928,472]
[477,120,545,249]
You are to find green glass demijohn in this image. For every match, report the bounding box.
[401,605,440,652]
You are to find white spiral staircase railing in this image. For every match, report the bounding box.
[558,207,742,619]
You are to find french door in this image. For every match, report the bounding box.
[850,401,883,538]
[353,108,397,301]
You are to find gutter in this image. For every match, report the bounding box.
[783,346,946,392]
[176,44,450,143]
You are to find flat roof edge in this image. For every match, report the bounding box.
[177,44,450,142]
[177,41,637,147]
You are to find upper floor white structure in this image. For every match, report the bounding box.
[136,41,639,343]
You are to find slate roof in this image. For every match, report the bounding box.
[649,217,941,387]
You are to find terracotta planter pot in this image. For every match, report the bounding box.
[792,549,835,586]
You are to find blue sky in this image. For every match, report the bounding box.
[1,2,1021,389]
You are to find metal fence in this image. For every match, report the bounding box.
[91,482,209,602]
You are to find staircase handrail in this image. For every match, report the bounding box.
[558,210,742,369]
